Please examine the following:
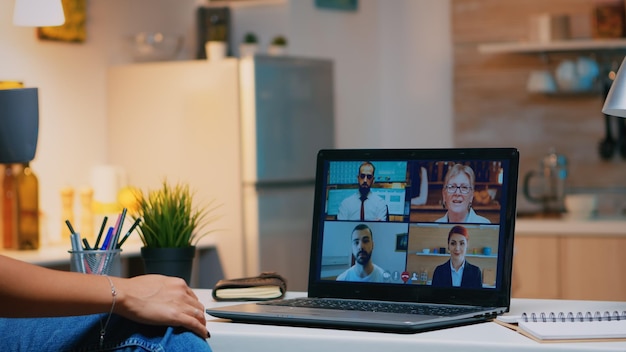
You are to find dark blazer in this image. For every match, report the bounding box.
[431,259,483,288]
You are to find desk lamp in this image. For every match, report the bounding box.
[3,0,65,162]
[602,57,626,118]
[0,88,39,163]
[13,0,65,27]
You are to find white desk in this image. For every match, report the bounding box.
[197,290,626,351]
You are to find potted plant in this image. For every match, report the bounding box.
[268,35,287,56]
[239,32,258,57]
[132,180,219,284]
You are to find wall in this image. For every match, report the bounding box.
[0,0,202,244]
[452,0,626,213]
[288,0,453,149]
[1,0,453,248]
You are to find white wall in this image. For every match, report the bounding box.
[0,0,452,247]
[0,0,200,243]
[286,0,453,148]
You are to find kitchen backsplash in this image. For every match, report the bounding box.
[452,0,626,213]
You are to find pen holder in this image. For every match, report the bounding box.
[68,249,122,276]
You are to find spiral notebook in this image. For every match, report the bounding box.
[495,311,626,343]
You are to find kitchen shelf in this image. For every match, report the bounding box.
[478,38,626,55]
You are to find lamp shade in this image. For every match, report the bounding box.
[13,0,65,27]
[602,56,626,118]
[0,88,39,163]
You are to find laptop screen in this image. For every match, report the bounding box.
[308,148,519,308]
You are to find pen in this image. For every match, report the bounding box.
[111,208,127,250]
[94,216,108,249]
[70,232,80,251]
[82,238,92,250]
[100,227,114,250]
[65,220,76,236]
[70,232,87,273]
[111,208,128,249]
[117,218,141,249]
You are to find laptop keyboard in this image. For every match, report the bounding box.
[260,298,486,316]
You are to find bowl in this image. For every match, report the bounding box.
[129,32,183,62]
[564,194,598,219]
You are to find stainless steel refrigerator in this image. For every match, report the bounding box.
[240,56,335,291]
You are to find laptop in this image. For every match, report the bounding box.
[207,148,520,333]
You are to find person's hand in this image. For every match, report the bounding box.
[113,275,208,338]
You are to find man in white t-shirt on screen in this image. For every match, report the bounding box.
[336,224,385,282]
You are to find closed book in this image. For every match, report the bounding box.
[212,272,287,301]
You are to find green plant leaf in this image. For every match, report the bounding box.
[132,180,221,248]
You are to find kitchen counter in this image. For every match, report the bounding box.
[513,216,626,301]
[516,217,626,236]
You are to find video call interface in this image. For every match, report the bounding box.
[318,159,510,290]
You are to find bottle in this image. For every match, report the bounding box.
[2,164,18,249]
[60,187,75,241]
[16,162,39,249]
[79,187,94,243]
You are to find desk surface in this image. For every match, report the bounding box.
[197,290,626,351]
[0,237,217,266]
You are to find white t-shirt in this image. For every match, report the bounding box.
[336,264,385,282]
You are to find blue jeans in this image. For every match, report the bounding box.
[0,314,212,352]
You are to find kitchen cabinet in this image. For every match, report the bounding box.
[512,223,626,301]
[559,236,626,301]
[512,236,560,299]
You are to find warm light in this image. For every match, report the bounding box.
[13,0,65,27]
[602,56,626,118]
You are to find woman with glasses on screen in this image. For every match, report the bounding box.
[435,163,490,224]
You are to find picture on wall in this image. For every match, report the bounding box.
[37,0,86,43]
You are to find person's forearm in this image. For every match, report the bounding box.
[0,255,114,317]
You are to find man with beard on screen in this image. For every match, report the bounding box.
[337,161,388,221]
[336,224,385,282]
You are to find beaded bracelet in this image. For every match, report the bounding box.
[100,275,117,348]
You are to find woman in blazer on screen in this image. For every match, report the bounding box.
[431,225,483,289]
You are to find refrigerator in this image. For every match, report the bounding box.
[107,59,244,286]
[240,56,335,291]
[107,56,334,290]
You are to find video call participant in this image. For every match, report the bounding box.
[337,162,388,221]
[336,224,386,282]
[431,225,482,288]
[436,163,490,223]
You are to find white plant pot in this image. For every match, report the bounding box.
[267,45,286,56]
[239,43,258,58]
